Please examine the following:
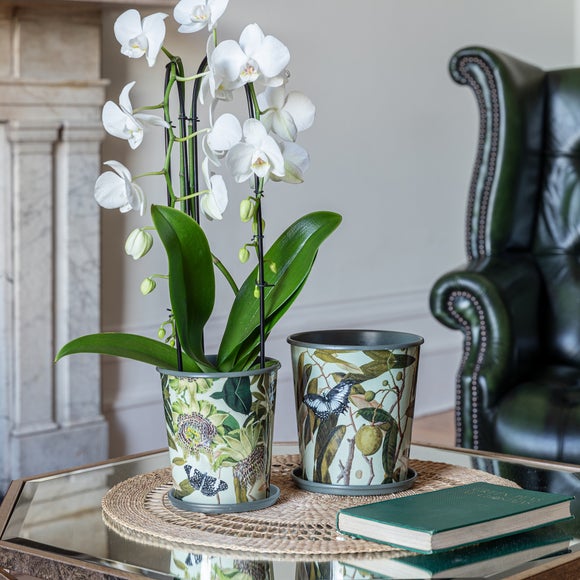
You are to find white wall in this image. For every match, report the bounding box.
[100,0,575,457]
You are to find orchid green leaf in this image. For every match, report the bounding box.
[54,332,203,372]
[151,205,215,371]
[228,277,309,370]
[217,211,341,370]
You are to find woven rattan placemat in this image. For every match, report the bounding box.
[102,454,519,559]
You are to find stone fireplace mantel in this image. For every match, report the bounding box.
[0,0,171,492]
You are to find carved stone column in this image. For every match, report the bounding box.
[0,3,109,491]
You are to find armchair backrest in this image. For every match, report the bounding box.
[453,47,580,367]
[534,69,580,254]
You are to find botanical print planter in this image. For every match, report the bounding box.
[159,360,280,511]
[288,330,423,489]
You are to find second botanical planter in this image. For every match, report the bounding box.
[288,330,423,493]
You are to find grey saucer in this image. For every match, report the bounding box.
[168,484,280,514]
[291,468,417,496]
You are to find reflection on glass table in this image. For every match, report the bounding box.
[0,444,579,579]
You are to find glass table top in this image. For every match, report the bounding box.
[1,444,579,579]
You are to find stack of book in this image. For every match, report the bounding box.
[336,482,574,577]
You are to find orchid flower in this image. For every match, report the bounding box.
[102,82,169,149]
[272,141,310,184]
[114,9,168,67]
[200,158,228,220]
[204,113,242,165]
[257,86,315,142]
[174,0,229,33]
[211,23,290,89]
[200,35,235,109]
[94,161,146,215]
[226,118,285,183]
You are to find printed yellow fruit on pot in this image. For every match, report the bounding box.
[355,424,383,456]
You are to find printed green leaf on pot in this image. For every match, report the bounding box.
[221,414,241,433]
[356,351,395,377]
[312,350,362,373]
[210,376,252,414]
[313,413,339,465]
[314,425,347,483]
[298,403,314,450]
[176,478,195,498]
[381,414,399,483]
[151,205,215,372]
[392,354,416,369]
[217,211,342,370]
[358,350,415,374]
[356,407,393,424]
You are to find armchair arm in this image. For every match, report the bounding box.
[430,255,542,450]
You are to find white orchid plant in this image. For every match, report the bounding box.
[56,0,341,373]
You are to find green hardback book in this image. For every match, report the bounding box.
[341,529,571,578]
[336,482,573,553]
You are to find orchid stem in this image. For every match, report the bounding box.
[246,82,266,369]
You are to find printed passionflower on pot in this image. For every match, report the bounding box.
[55,1,341,374]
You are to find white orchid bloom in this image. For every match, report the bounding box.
[257,86,315,142]
[211,24,290,89]
[94,161,146,215]
[114,9,168,67]
[102,82,169,149]
[204,113,243,165]
[174,0,229,33]
[200,157,228,220]
[226,118,285,183]
[200,35,235,109]
[272,141,310,184]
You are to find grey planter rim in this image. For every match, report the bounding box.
[287,329,424,350]
[157,357,280,379]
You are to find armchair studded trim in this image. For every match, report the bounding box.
[445,289,488,449]
[450,53,501,262]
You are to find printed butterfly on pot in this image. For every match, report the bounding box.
[302,376,360,421]
[184,465,228,497]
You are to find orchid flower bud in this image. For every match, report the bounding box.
[125,228,153,260]
[252,218,266,235]
[140,277,156,295]
[240,198,254,222]
[238,247,250,263]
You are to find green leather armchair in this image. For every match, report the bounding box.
[430,46,580,465]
